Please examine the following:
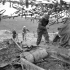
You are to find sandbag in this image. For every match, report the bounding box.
[20,48,48,63]
[32,48,48,62]
[20,52,34,63]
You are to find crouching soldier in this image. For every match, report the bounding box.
[58,20,70,48]
[22,26,29,41]
[36,13,50,46]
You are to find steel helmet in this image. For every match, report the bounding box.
[23,26,26,28]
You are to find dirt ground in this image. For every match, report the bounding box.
[0,17,69,70]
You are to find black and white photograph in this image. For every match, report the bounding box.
[0,0,70,70]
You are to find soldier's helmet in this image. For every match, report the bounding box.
[23,26,26,28]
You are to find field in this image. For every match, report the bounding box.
[0,17,63,33]
[0,17,38,33]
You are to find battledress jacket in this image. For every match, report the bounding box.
[37,18,49,33]
[58,19,70,47]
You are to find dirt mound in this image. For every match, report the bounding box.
[0,39,22,67]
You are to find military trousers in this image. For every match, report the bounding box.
[36,30,49,45]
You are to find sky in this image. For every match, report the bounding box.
[0,0,70,16]
[62,0,70,2]
[0,2,17,16]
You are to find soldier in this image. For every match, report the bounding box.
[57,18,70,48]
[22,26,29,41]
[12,30,17,40]
[36,13,50,46]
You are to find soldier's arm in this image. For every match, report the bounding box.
[26,29,30,32]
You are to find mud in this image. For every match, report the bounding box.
[0,39,70,70]
[0,39,22,67]
[1,57,70,70]
[0,64,22,70]
[36,57,70,70]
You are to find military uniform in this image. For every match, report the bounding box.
[22,26,29,41]
[36,15,49,45]
[12,30,17,39]
[58,18,70,48]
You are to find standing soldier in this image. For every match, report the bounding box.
[22,26,29,41]
[36,13,50,46]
